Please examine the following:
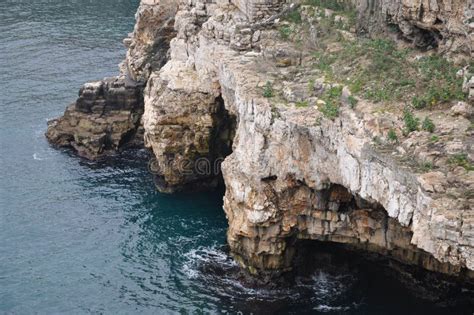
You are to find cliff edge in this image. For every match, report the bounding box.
[47,0,474,282]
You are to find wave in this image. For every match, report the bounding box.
[182,245,237,279]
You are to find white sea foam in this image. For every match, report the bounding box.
[182,246,237,279]
[33,153,44,161]
[314,304,351,312]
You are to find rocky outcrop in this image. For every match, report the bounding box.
[218,56,473,279]
[48,0,474,283]
[357,0,473,58]
[46,0,178,159]
[143,71,235,192]
[124,0,178,82]
[46,77,144,159]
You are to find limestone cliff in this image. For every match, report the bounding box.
[47,0,474,282]
[358,0,473,57]
[46,1,178,159]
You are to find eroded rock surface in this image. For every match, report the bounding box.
[46,77,144,159]
[142,0,474,280]
[46,0,178,159]
[124,0,178,82]
[48,0,474,282]
[357,0,473,58]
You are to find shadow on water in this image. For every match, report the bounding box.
[182,239,474,314]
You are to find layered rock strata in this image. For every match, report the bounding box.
[47,0,474,282]
[141,0,474,280]
[357,0,474,58]
[46,0,178,159]
[46,77,144,159]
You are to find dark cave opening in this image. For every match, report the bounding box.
[292,240,474,309]
[212,95,237,189]
[387,22,442,50]
[282,184,474,308]
[247,181,474,296]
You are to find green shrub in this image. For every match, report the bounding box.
[448,154,474,171]
[320,101,339,119]
[412,96,427,109]
[263,81,274,98]
[387,128,398,143]
[422,117,435,133]
[430,135,439,143]
[326,86,343,99]
[284,9,302,24]
[318,86,343,119]
[279,26,292,40]
[403,109,419,134]
[348,95,357,108]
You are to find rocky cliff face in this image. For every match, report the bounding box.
[358,0,473,58]
[47,0,474,282]
[46,0,178,159]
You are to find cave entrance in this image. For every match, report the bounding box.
[285,183,474,305]
[276,182,473,285]
[211,95,237,190]
[387,22,442,51]
[288,183,446,272]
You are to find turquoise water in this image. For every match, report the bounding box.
[0,0,472,314]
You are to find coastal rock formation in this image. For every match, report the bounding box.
[46,0,178,159]
[141,0,474,280]
[48,0,474,282]
[124,0,178,82]
[143,71,235,192]
[46,77,144,159]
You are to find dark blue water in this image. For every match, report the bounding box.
[0,0,472,314]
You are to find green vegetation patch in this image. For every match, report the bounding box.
[296,100,310,108]
[429,135,439,143]
[279,25,292,40]
[422,117,435,133]
[387,128,398,143]
[284,9,302,24]
[448,154,474,171]
[312,38,467,107]
[403,109,420,134]
[278,1,467,110]
[319,86,342,119]
[263,81,274,98]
